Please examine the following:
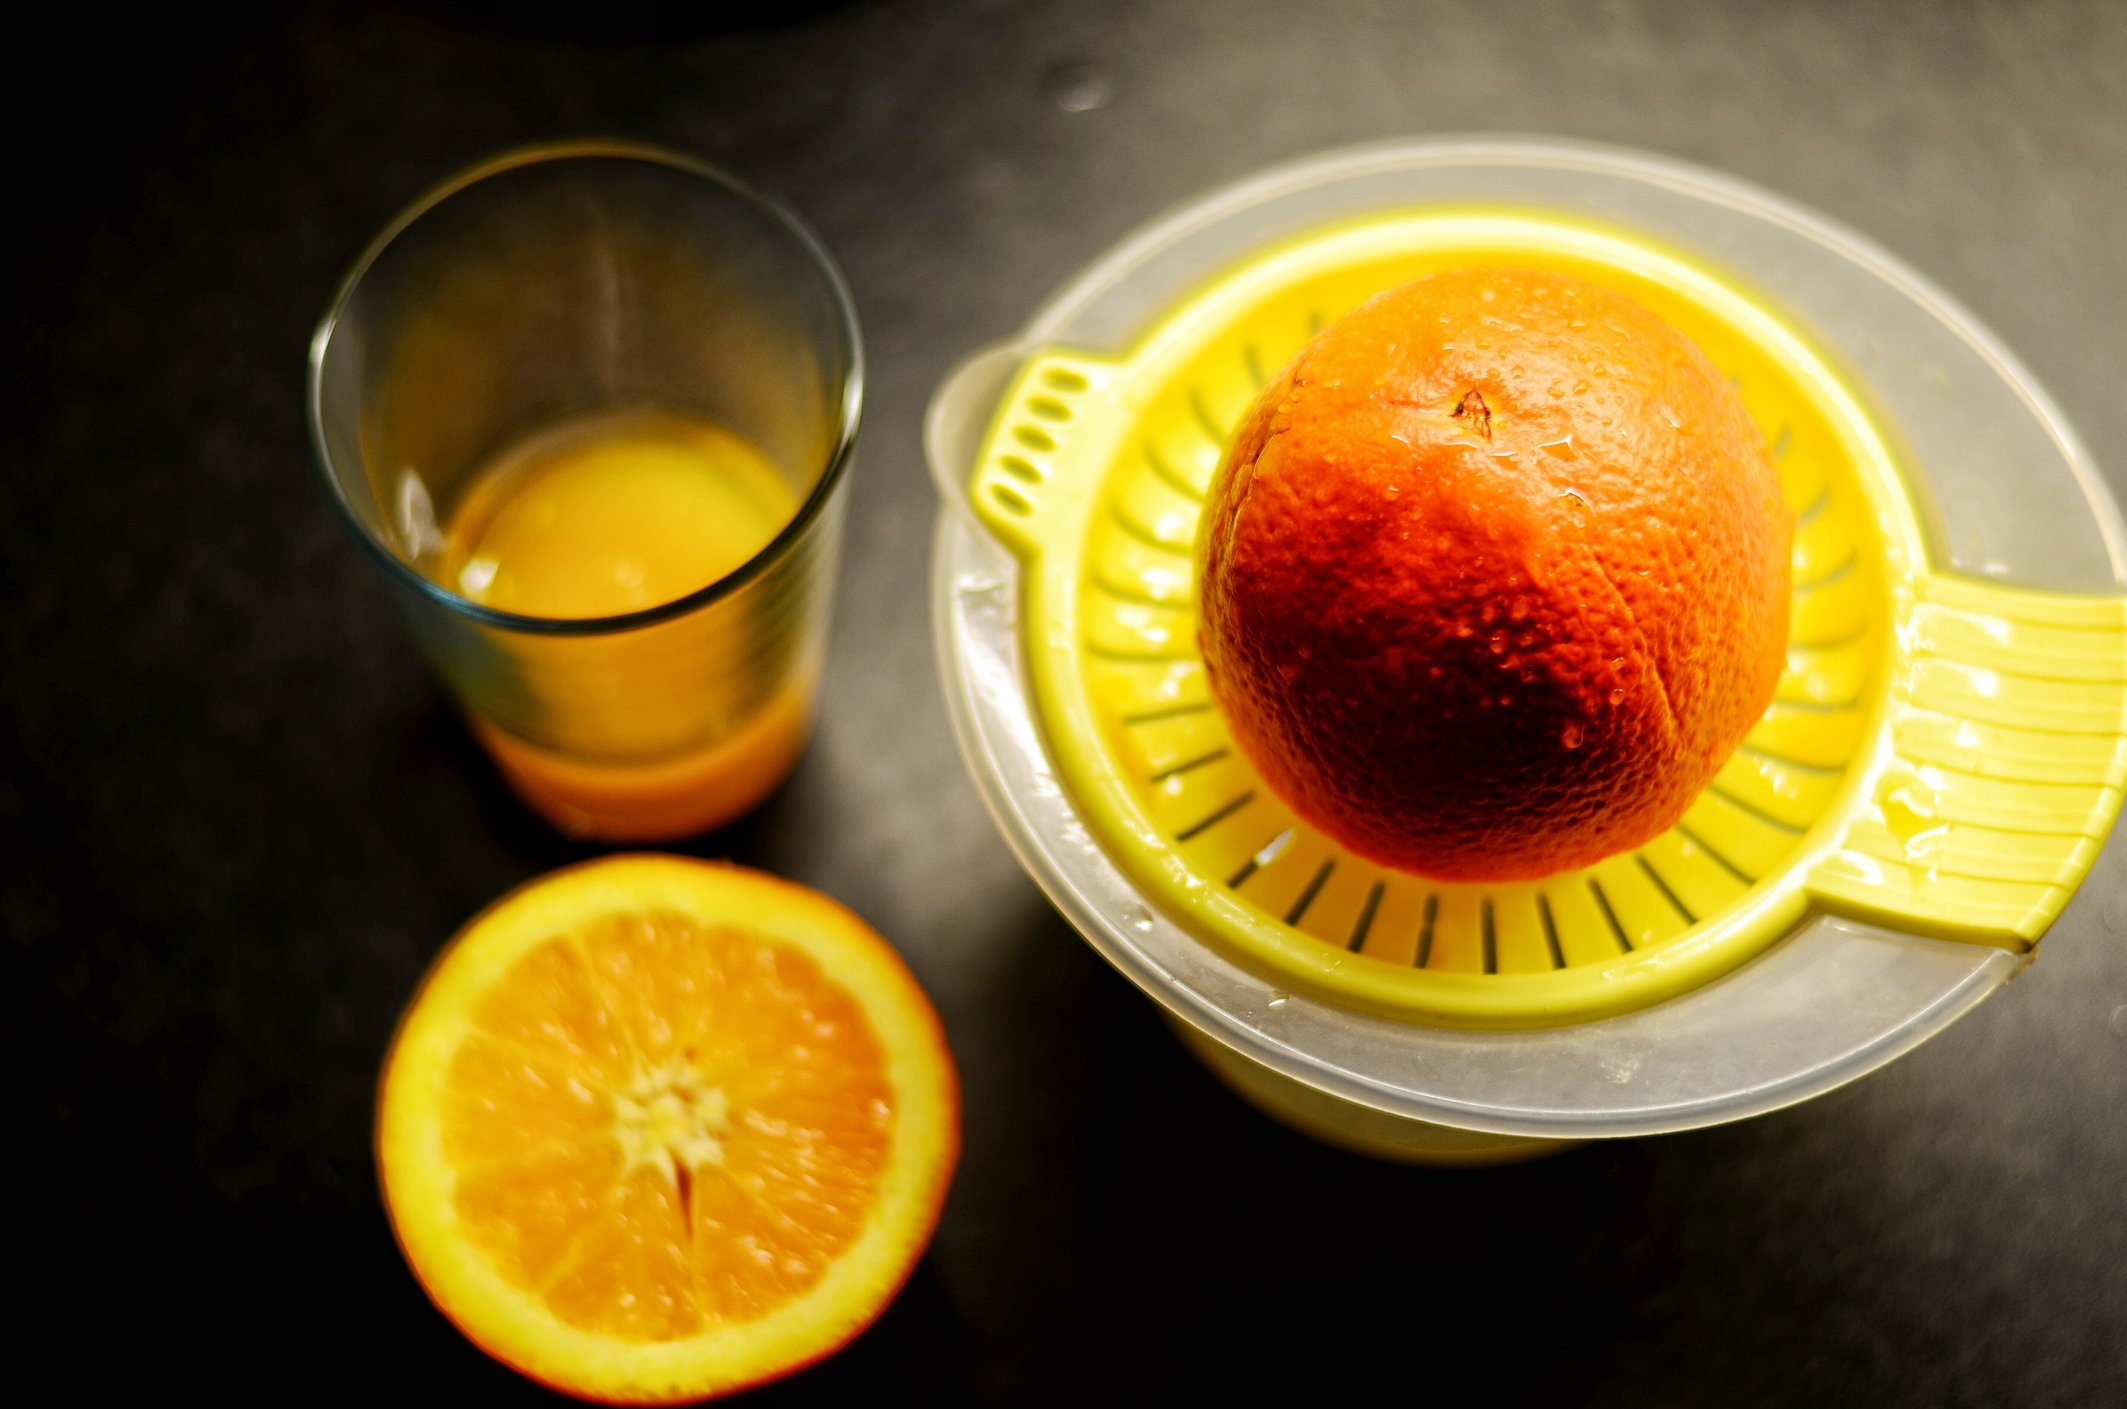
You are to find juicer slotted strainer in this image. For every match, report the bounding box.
[929,140,2127,1153]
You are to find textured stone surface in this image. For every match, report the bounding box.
[9,1,2123,1401]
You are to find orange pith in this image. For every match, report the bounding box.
[1197,265,1792,882]
[377,857,958,1404]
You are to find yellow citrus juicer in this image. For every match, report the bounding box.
[929,139,2127,1161]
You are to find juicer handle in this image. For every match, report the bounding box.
[938,347,1130,560]
[1805,572,2127,948]
[925,342,1031,509]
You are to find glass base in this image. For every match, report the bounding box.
[472,684,813,842]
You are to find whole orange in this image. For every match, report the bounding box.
[1196,266,1792,882]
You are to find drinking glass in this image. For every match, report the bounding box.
[309,142,862,839]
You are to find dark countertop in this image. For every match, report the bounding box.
[12,2,2124,1402]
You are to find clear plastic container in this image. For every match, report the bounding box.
[926,137,2126,1158]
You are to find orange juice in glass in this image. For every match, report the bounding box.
[308,145,860,840]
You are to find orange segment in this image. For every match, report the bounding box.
[453,1143,624,1287]
[543,1166,705,1341]
[468,935,633,1080]
[441,1033,613,1168]
[377,856,959,1404]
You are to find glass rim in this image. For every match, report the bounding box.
[305,139,865,637]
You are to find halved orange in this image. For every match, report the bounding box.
[376,855,959,1403]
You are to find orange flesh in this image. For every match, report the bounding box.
[440,911,892,1340]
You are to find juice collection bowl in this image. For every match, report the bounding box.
[927,138,2127,1160]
